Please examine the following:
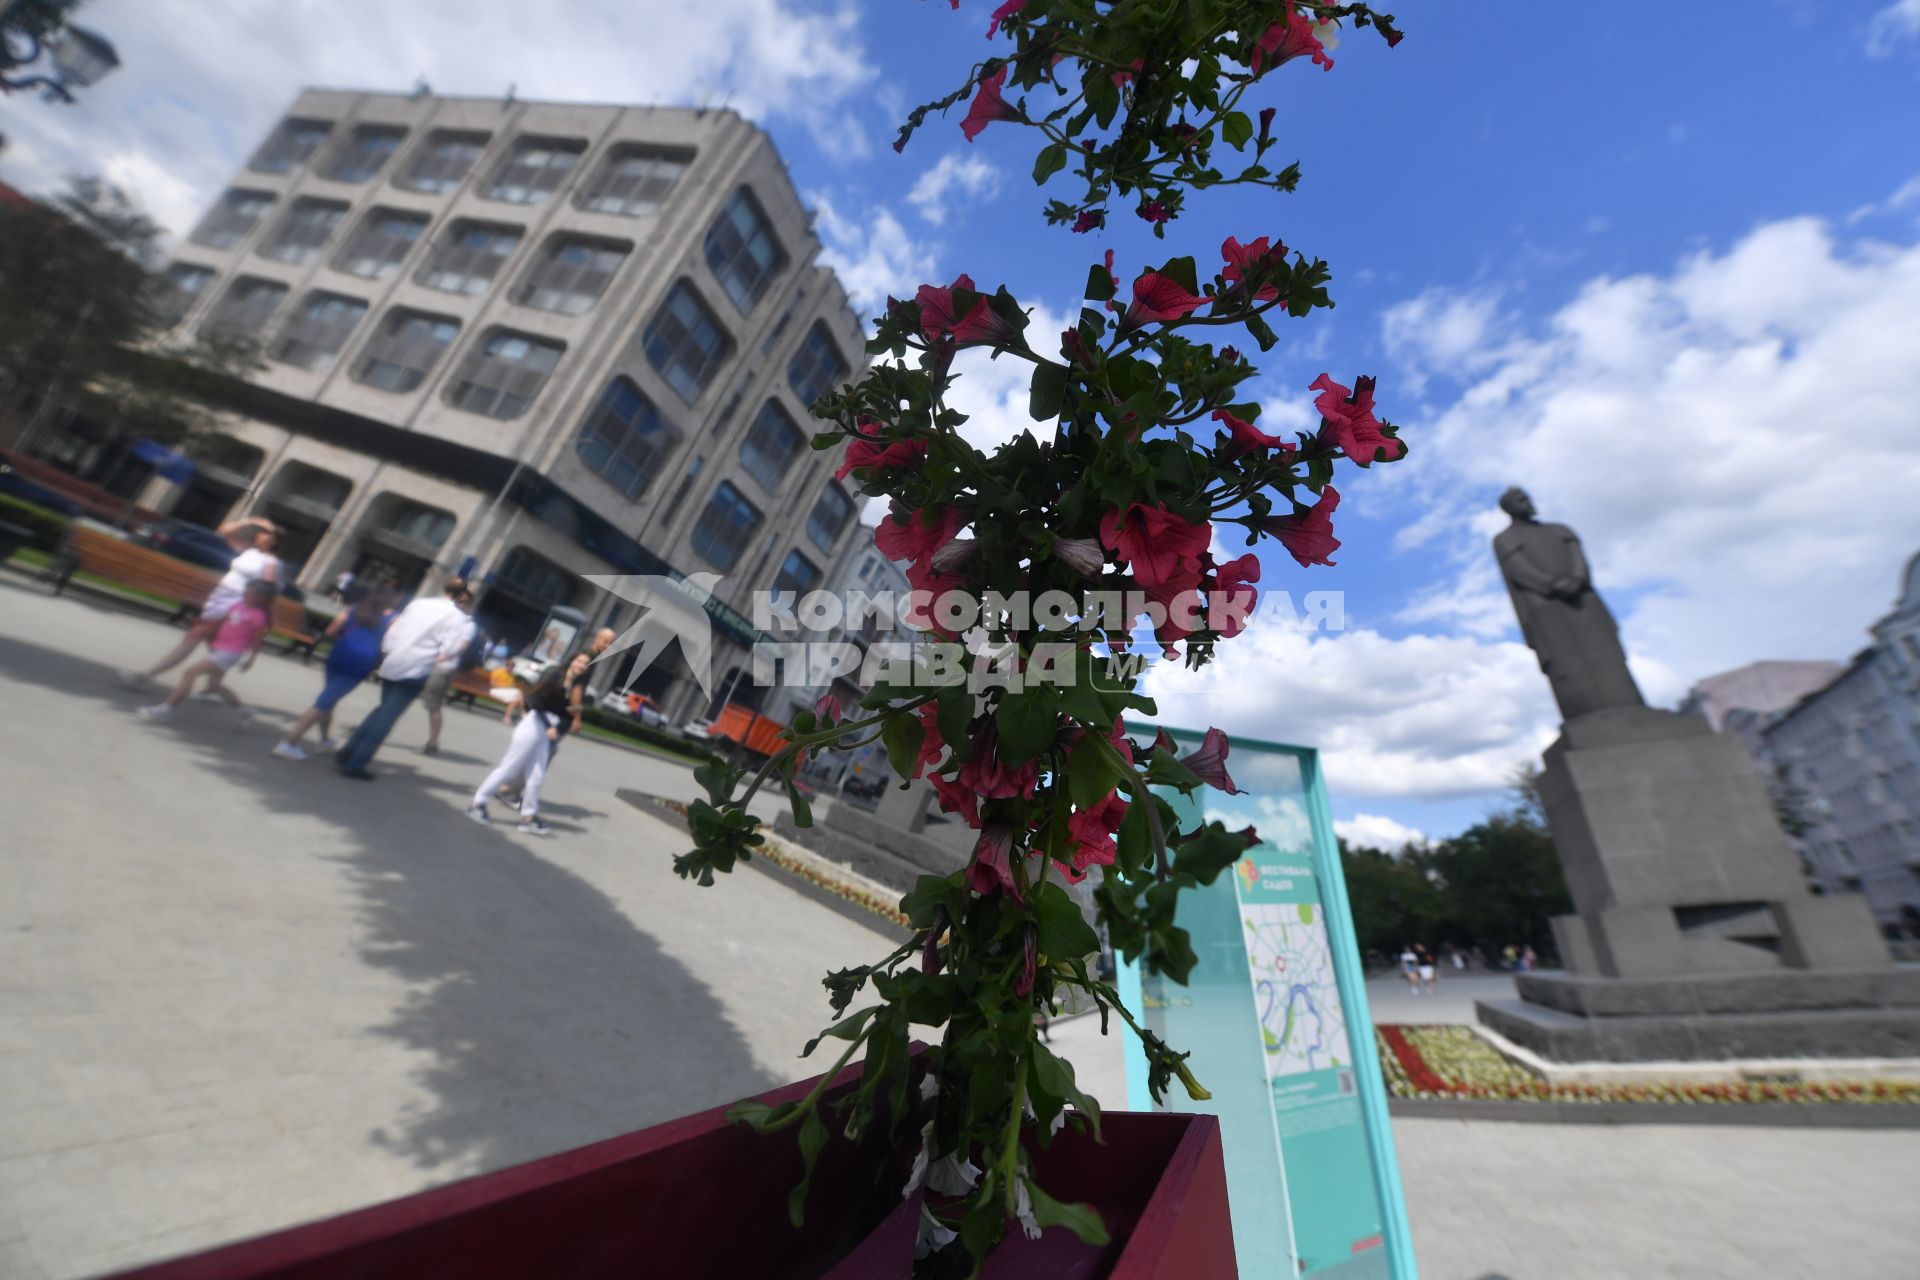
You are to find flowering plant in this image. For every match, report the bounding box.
[676,1,1407,1269]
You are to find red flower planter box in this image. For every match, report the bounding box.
[107,1059,1234,1279]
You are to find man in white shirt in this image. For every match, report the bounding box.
[336,577,475,779]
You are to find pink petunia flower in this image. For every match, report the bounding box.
[966,824,1020,898]
[1310,374,1402,467]
[916,273,1019,348]
[1258,485,1341,567]
[1122,272,1208,328]
[875,504,968,568]
[1212,408,1293,461]
[1181,727,1242,794]
[961,66,1017,142]
[1219,235,1285,303]
[1250,5,1334,74]
[1099,503,1212,601]
[986,0,1027,39]
[835,420,930,482]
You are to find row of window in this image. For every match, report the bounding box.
[253,119,691,218]
[189,200,629,316]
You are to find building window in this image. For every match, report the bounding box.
[483,137,585,205]
[321,124,407,183]
[690,481,762,571]
[575,378,679,500]
[155,264,214,326]
[387,499,456,547]
[772,549,821,595]
[495,546,580,606]
[419,221,523,295]
[334,207,428,279]
[249,118,331,175]
[787,322,849,408]
[578,144,690,216]
[352,309,460,393]
[644,281,732,402]
[257,197,349,265]
[201,277,288,339]
[516,236,630,315]
[444,329,564,420]
[191,190,275,250]
[739,401,804,492]
[805,483,855,552]
[398,129,490,194]
[704,188,786,312]
[271,292,369,371]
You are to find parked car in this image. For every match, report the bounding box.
[132,518,242,571]
[0,461,80,517]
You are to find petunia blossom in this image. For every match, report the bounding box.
[1250,5,1334,74]
[835,421,929,481]
[957,722,1040,801]
[875,504,968,568]
[961,66,1017,142]
[1122,272,1208,328]
[1099,503,1212,602]
[813,693,841,725]
[1208,552,1260,640]
[1181,727,1242,795]
[1212,408,1293,461]
[1013,926,1037,998]
[1137,200,1170,225]
[1071,208,1105,234]
[932,771,982,828]
[913,702,946,778]
[916,273,1019,348]
[1219,235,1285,303]
[1310,373,1403,467]
[1257,485,1341,567]
[1065,788,1128,877]
[1051,535,1105,578]
[966,823,1022,899]
[986,0,1027,39]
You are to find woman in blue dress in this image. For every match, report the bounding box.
[272,583,394,761]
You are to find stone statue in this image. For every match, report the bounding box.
[1493,487,1643,721]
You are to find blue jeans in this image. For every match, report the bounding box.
[337,676,426,773]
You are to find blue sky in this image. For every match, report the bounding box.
[8,0,1920,845]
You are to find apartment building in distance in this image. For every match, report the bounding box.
[49,89,873,723]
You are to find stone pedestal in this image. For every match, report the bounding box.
[1480,706,1903,1061]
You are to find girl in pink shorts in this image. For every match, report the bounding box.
[138,580,275,725]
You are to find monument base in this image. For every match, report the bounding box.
[1476,968,1920,1063]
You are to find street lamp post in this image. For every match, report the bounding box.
[0,0,119,103]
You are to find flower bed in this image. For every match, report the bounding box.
[1376,1024,1920,1105]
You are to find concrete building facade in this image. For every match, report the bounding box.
[1753,555,1920,937]
[39,89,874,724]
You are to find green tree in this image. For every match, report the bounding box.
[0,177,259,452]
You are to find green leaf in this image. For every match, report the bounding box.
[1084,263,1115,303]
[788,1108,828,1227]
[900,873,960,929]
[995,684,1060,766]
[801,1004,878,1058]
[881,710,926,783]
[936,682,974,762]
[1034,881,1099,959]
[1024,1179,1111,1246]
[784,778,813,829]
[1116,795,1152,875]
[1220,111,1252,149]
[1029,361,1068,422]
[1066,732,1122,810]
[1033,141,1068,184]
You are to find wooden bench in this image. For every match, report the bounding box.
[450,669,515,709]
[51,525,324,660]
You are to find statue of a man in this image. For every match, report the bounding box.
[1493,487,1643,722]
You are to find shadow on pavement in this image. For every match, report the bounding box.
[0,623,776,1176]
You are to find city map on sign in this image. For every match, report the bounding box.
[1242,894,1350,1079]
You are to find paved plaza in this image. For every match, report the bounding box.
[2,577,1917,1278]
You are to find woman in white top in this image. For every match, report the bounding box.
[125,515,283,683]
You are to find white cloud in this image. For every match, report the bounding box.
[0,0,875,237]
[1867,0,1920,55]
[810,196,938,313]
[1143,624,1557,800]
[1847,175,1920,225]
[943,301,1075,453]
[1378,287,1505,397]
[1335,813,1429,851]
[907,153,1001,226]
[1384,206,1920,703]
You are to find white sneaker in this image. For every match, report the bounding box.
[137,704,172,722]
[465,804,492,826]
[316,737,339,753]
[272,742,308,761]
[517,817,552,837]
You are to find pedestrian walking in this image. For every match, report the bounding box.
[330,569,355,602]
[496,629,612,809]
[137,579,275,725]
[1418,946,1438,995]
[466,664,570,836]
[1450,946,1466,973]
[122,516,281,685]
[335,577,475,780]
[1399,945,1419,995]
[272,585,393,760]
[1520,944,1537,972]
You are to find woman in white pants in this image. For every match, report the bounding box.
[466,667,569,836]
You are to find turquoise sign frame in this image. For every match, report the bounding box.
[1116,727,1417,1279]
